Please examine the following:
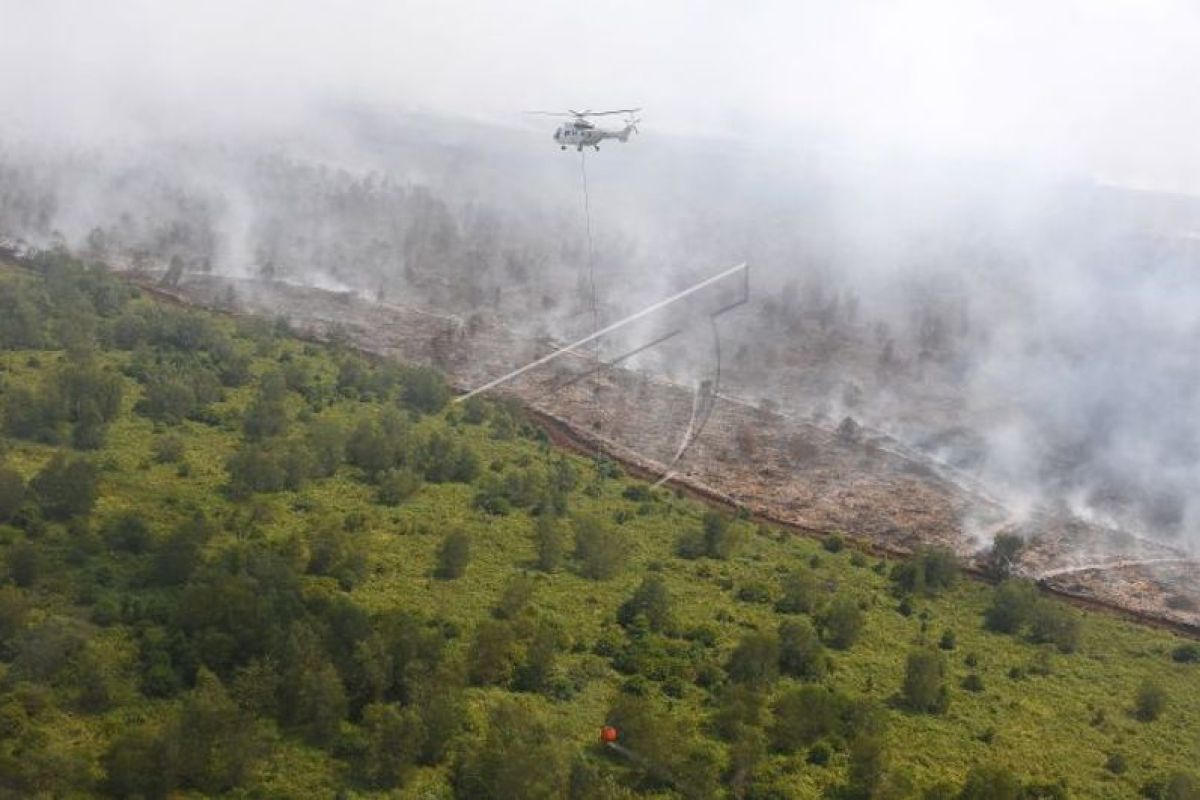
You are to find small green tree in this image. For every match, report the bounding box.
[305,418,345,477]
[468,620,520,686]
[0,465,25,522]
[493,575,536,621]
[988,532,1025,579]
[225,444,286,497]
[770,685,842,753]
[572,514,626,580]
[513,619,563,695]
[845,728,888,799]
[617,575,673,633]
[1135,678,1168,722]
[900,648,950,714]
[400,366,451,414]
[984,579,1038,634]
[242,371,290,440]
[605,693,692,791]
[702,511,743,559]
[360,702,424,789]
[103,512,153,554]
[821,594,865,649]
[307,520,369,589]
[102,725,179,799]
[347,419,397,479]
[377,468,423,506]
[1028,600,1081,653]
[279,644,347,747]
[7,540,40,588]
[775,567,822,614]
[891,545,958,596]
[151,434,186,464]
[453,700,569,799]
[31,454,98,520]
[435,530,471,579]
[958,763,1021,800]
[778,617,827,680]
[711,684,765,742]
[1145,772,1200,800]
[175,668,259,793]
[533,515,566,572]
[135,377,199,424]
[154,513,213,586]
[727,631,780,687]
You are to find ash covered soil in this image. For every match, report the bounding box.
[154,273,1200,632]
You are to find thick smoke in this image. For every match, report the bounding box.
[2,2,1200,548]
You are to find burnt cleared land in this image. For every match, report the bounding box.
[159,273,1200,633]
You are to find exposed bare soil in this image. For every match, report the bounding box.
[145,273,1200,633]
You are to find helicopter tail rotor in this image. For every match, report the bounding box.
[618,117,640,142]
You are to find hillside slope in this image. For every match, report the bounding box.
[0,253,1197,798]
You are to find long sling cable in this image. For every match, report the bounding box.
[579,151,605,474]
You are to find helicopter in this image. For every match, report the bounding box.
[529,108,641,151]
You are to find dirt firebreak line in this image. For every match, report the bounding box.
[523,405,1200,640]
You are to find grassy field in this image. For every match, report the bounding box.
[0,257,1197,799]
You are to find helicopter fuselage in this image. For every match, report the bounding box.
[554,121,631,151]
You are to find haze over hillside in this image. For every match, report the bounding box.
[3,1,1200,548]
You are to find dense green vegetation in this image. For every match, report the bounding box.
[0,252,1198,798]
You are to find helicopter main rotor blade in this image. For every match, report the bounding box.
[585,108,642,117]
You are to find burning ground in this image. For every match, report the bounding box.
[148,270,1200,633]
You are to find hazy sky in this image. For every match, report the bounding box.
[3,0,1200,191]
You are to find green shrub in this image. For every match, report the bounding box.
[737,581,772,604]
[961,673,985,693]
[711,683,765,741]
[307,521,368,589]
[493,575,536,621]
[988,532,1025,579]
[533,515,566,572]
[225,444,287,497]
[821,594,865,650]
[1171,644,1200,664]
[6,540,40,588]
[901,647,951,713]
[102,512,153,554]
[572,514,626,580]
[1028,600,1081,653]
[399,366,450,414]
[727,631,780,687]
[891,545,959,596]
[617,575,673,633]
[435,530,471,580]
[778,618,828,681]
[468,619,521,686]
[770,685,843,753]
[1140,771,1200,800]
[775,567,822,615]
[0,466,26,522]
[958,763,1021,800]
[31,453,98,520]
[984,579,1038,634]
[151,434,186,464]
[1135,679,1168,722]
[377,468,423,506]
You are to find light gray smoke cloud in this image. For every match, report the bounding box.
[3,1,1200,547]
